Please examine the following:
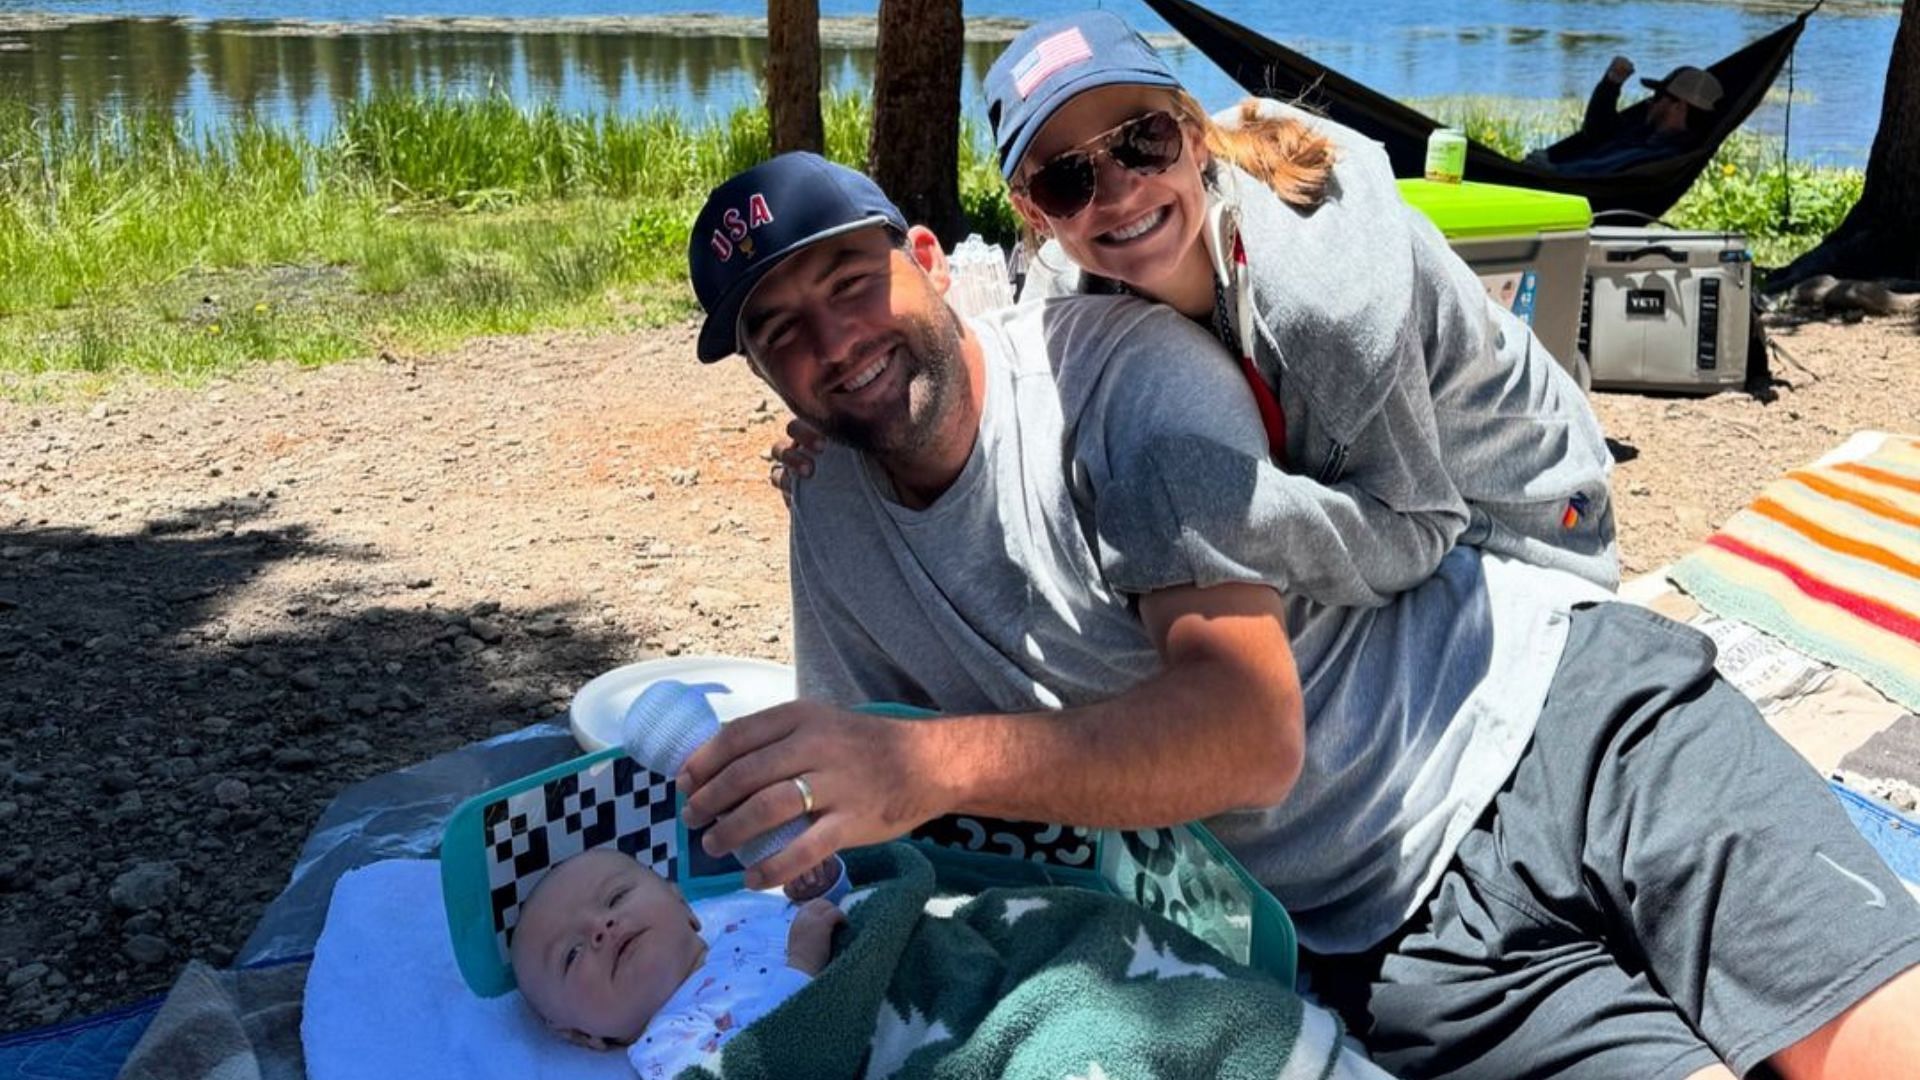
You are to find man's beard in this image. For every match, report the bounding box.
[807,301,964,459]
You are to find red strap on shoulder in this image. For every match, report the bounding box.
[1227,234,1287,464]
[1237,353,1289,466]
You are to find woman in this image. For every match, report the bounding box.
[779,10,1617,602]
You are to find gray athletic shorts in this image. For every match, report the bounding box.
[1304,602,1920,1079]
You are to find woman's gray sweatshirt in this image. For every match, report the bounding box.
[1024,100,1619,603]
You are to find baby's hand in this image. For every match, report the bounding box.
[785,898,845,976]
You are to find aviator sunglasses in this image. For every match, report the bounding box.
[1014,110,1185,220]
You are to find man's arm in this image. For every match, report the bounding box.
[1581,56,1633,139]
[677,580,1304,889]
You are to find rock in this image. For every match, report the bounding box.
[109,861,179,912]
[213,779,250,807]
[468,618,505,644]
[44,872,82,897]
[124,911,163,936]
[527,617,568,639]
[689,586,743,613]
[340,739,373,758]
[667,467,700,487]
[452,635,486,656]
[346,694,380,717]
[290,668,322,691]
[5,963,48,990]
[272,747,319,772]
[98,770,140,795]
[123,935,169,966]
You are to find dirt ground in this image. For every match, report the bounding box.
[1,309,1916,1033]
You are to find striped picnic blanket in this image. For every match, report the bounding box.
[1671,435,1920,713]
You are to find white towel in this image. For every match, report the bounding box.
[302,858,632,1080]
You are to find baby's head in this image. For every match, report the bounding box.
[508,849,707,1049]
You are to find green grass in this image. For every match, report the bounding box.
[1420,95,1864,266]
[0,90,1860,394]
[0,92,1011,393]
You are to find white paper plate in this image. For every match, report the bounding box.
[568,655,798,753]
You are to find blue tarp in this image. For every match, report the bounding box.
[6,758,1916,1080]
[0,998,161,1080]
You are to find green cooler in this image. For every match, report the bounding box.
[1399,179,1594,389]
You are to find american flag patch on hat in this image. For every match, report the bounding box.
[1013,27,1093,98]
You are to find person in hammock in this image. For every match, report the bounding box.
[1538,57,1724,175]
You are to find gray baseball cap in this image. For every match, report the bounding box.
[1643,65,1724,112]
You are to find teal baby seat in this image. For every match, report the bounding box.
[440,702,1297,997]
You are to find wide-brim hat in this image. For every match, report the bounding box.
[1642,65,1724,113]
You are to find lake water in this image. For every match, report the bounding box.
[0,0,1898,165]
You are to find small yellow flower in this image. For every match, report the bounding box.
[208,323,222,336]
[253,302,269,314]
[1721,163,1737,177]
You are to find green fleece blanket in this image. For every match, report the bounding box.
[690,843,1325,1080]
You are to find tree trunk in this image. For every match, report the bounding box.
[868,0,966,245]
[767,0,823,155]
[1771,0,1920,288]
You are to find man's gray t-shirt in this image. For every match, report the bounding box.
[789,295,1606,952]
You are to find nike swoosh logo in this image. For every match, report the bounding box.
[1817,851,1887,909]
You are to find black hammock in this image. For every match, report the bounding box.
[1142,0,1816,219]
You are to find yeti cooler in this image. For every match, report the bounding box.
[1581,226,1754,393]
[1399,179,1593,389]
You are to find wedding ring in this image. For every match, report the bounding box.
[792,774,816,815]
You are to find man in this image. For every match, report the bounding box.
[1541,58,1724,175]
[676,152,1920,1079]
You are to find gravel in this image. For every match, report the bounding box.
[3,309,1916,1033]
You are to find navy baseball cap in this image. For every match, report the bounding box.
[688,152,908,362]
[984,11,1181,181]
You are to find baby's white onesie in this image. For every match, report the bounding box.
[627,870,847,1078]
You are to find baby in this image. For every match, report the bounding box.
[508,848,847,1075]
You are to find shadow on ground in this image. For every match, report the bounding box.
[0,498,641,1032]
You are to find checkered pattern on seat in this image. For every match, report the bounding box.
[480,755,677,961]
